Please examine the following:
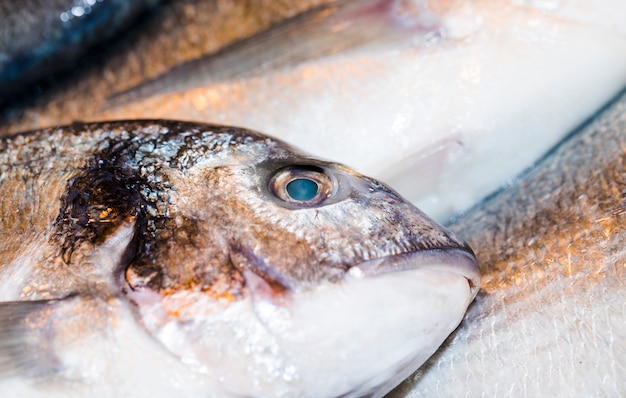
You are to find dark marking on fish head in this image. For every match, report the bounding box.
[54,168,144,264]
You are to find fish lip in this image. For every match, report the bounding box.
[350,248,480,299]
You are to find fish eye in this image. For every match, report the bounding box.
[269,165,335,207]
[286,178,319,201]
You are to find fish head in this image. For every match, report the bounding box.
[54,123,478,397]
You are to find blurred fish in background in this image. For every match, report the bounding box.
[0,0,161,102]
[105,0,441,106]
[1,0,626,222]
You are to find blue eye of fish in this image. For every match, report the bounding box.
[269,165,336,207]
[286,178,319,201]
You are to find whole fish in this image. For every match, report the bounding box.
[0,120,479,397]
[390,90,626,396]
[2,0,625,222]
[0,0,159,102]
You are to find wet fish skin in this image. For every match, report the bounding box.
[0,120,479,397]
[390,92,626,396]
[0,0,159,101]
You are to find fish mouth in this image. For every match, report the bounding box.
[349,247,480,299]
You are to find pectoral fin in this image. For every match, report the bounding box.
[0,299,64,378]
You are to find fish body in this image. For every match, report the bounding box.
[0,0,158,101]
[390,91,626,396]
[2,0,625,222]
[0,120,479,397]
[106,0,440,106]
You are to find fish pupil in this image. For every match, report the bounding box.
[286,178,318,201]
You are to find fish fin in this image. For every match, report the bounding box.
[104,0,441,108]
[0,299,64,378]
[379,135,465,200]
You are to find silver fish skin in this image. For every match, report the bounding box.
[0,0,158,101]
[390,91,626,396]
[0,120,479,397]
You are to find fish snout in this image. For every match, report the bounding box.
[342,168,480,298]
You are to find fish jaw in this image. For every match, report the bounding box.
[351,247,480,300]
[125,247,478,397]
